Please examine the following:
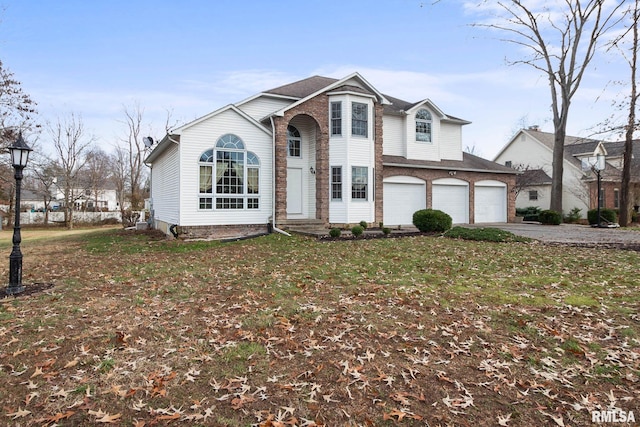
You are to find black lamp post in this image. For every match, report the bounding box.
[6,133,32,296]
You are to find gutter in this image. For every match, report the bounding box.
[269,116,291,237]
[382,162,522,175]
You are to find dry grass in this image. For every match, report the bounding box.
[0,228,638,426]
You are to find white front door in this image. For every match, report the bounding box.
[287,167,303,215]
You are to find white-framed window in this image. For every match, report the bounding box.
[331,166,342,201]
[528,190,538,201]
[415,109,432,142]
[287,125,301,158]
[505,161,512,168]
[352,166,368,200]
[198,134,260,210]
[352,102,368,137]
[331,102,342,136]
[614,188,619,209]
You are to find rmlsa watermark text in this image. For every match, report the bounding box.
[592,410,635,423]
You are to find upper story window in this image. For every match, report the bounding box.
[287,125,301,158]
[198,134,260,210]
[415,109,432,142]
[331,102,342,136]
[352,102,368,137]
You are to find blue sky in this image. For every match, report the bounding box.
[0,0,631,159]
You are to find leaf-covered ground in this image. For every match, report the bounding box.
[0,229,638,426]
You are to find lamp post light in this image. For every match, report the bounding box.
[6,133,32,296]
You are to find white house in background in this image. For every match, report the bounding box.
[494,126,611,217]
[145,72,518,239]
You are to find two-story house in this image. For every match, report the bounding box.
[494,126,640,217]
[145,72,517,239]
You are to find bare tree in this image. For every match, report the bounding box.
[49,114,94,229]
[473,1,625,213]
[109,145,129,222]
[25,161,58,225]
[0,60,37,146]
[118,103,148,211]
[83,148,112,211]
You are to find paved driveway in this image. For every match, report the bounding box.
[464,223,640,248]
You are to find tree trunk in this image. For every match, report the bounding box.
[619,1,638,227]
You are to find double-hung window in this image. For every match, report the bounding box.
[331,102,342,136]
[352,102,368,137]
[331,166,342,201]
[199,134,260,210]
[416,109,432,142]
[352,167,368,200]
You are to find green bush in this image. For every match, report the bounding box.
[351,225,364,237]
[587,208,617,225]
[538,210,562,225]
[359,220,368,229]
[329,228,342,238]
[412,209,452,233]
[382,227,391,236]
[563,207,582,223]
[444,226,531,243]
[516,206,541,222]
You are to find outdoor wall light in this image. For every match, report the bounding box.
[310,166,316,175]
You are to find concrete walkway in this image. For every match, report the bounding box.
[464,222,640,248]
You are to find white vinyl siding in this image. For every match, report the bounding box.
[236,97,293,121]
[329,94,375,223]
[178,108,272,226]
[382,115,405,157]
[406,107,440,161]
[439,122,463,161]
[151,142,180,225]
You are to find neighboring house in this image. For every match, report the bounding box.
[145,72,517,239]
[494,126,640,217]
[49,179,121,212]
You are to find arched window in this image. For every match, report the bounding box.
[287,125,301,158]
[198,134,260,210]
[415,109,432,142]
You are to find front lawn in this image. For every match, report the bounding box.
[0,230,638,426]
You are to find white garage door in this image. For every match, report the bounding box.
[475,181,507,223]
[383,178,426,226]
[432,179,469,224]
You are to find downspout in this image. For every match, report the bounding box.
[269,116,291,237]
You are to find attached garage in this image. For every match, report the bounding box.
[432,178,469,224]
[474,180,507,223]
[383,176,426,226]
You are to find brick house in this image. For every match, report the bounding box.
[145,72,517,239]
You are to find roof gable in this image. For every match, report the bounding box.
[271,72,391,117]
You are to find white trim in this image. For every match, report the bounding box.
[172,104,273,136]
[383,175,425,184]
[273,72,390,117]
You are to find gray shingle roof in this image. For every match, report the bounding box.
[264,76,339,98]
[518,168,552,185]
[383,152,518,174]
